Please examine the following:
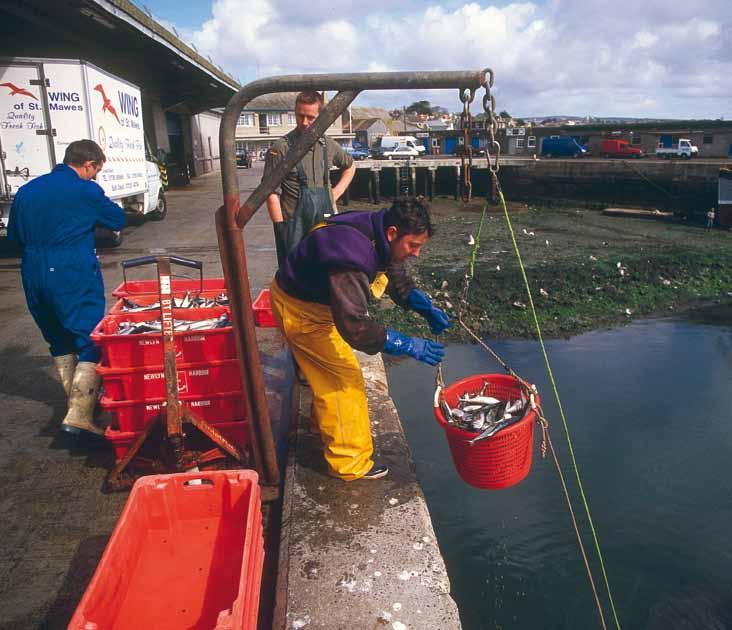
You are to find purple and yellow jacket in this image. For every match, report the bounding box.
[276,209,415,354]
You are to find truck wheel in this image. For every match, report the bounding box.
[149,192,167,221]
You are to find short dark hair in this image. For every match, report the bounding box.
[295,91,324,111]
[63,140,106,167]
[384,196,434,238]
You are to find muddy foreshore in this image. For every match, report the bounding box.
[353,199,732,339]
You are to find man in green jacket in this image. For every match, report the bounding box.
[263,91,356,265]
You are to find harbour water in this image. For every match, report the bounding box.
[387,306,732,629]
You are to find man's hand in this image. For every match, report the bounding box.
[331,162,356,202]
[406,289,452,335]
[382,330,445,366]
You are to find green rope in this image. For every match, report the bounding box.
[468,204,487,280]
[497,189,622,630]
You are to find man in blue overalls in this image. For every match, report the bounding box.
[8,139,125,436]
[263,91,356,265]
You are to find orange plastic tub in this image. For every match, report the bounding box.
[252,289,276,328]
[112,277,228,298]
[69,471,264,630]
[434,373,539,490]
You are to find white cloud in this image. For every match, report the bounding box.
[179,0,732,118]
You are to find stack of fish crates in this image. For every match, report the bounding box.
[93,278,248,459]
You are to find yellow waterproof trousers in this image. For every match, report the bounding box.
[270,278,374,480]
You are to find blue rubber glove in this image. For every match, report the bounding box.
[383,330,445,366]
[406,289,452,335]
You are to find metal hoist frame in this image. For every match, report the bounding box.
[217,69,496,497]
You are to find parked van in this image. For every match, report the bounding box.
[0,57,166,246]
[378,135,426,156]
[601,139,643,159]
[540,136,588,158]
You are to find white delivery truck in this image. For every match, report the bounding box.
[0,57,166,246]
[378,135,427,156]
[655,139,699,159]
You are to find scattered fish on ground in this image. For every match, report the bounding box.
[441,382,529,445]
[121,292,228,312]
[115,313,230,335]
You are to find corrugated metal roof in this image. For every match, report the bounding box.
[352,118,385,132]
[243,92,298,112]
[105,0,239,89]
[351,106,391,121]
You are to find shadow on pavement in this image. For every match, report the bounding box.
[40,534,110,629]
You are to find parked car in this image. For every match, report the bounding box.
[381,145,420,160]
[345,146,370,160]
[236,149,252,168]
[452,145,487,157]
[540,136,588,158]
[601,139,643,159]
[655,139,698,159]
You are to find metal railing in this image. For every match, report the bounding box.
[217,70,492,492]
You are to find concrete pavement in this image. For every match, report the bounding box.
[0,165,279,629]
[0,163,461,629]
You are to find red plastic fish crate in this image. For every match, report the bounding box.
[111,277,228,298]
[108,290,229,314]
[68,470,264,630]
[91,308,234,369]
[434,373,540,490]
[103,420,250,461]
[100,389,246,432]
[252,288,276,328]
[98,358,241,400]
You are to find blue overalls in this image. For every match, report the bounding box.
[8,164,125,362]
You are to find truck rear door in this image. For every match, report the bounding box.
[0,61,54,196]
[82,61,146,199]
[42,61,92,163]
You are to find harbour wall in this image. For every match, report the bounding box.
[341,157,724,214]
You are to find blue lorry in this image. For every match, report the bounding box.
[540,136,588,158]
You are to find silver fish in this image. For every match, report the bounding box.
[468,414,523,445]
[115,313,229,335]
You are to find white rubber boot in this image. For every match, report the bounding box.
[61,361,104,436]
[53,354,78,397]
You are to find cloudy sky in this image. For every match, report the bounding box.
[144,0,731,119]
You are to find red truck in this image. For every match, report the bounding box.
[601,139,644,159]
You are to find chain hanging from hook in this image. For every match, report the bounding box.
[458,87,475,203]
[482,71,501,206]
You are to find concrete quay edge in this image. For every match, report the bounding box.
[273,350,461,630]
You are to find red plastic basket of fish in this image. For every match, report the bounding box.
[98,358,241,400]
[91,308,234,369]
[103,420,250,461]
[252,288,276,328]
[100,389,246,432]
[434,373,539,490]
[68,470,264,630]
[108,290,229,314]
[111,276,228,298]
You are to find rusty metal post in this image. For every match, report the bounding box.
[455,165,461,200]
[430,167,436,201]
[410,165,416,197]
[155,257,183,456]
[374,169,381,204]
[218,70,489,490]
